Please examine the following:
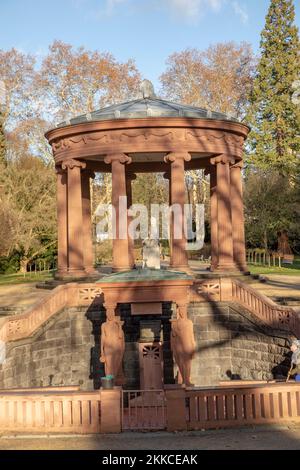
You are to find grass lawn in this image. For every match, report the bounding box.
[248,259,300,276]
[0,271,54,285]
[0,260,300,286]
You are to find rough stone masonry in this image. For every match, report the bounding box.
[0,302,292,390]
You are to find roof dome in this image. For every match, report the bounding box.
[55,80,239,129]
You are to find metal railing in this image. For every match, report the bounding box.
[122,389,166,430]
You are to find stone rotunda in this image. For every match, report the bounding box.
[45,80,250,279]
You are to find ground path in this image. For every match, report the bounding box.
[0,425,300,450]
[0,283,50,313]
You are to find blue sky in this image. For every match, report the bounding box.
[1,0,299,88]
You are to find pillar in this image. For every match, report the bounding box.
[164,153,191,271]
[163,171,172,260]
[81,169,97,274]
[209,165,218,271]
[165,386,187,432]
[126,172,136,269]
[100,388,122,433]
[211,154,236,271]
[55,166,68,278]
[62,159,86,277]
[104,153,131,272]
[230,160,248,272]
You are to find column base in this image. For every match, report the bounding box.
[211,263,250,275]
[85,267,99,275]
[55,269,91,281]
[237,265,251,275]
[211,264,240,273]
[112,266,132,273]
[169,264,192,275]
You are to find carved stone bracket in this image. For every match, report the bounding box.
[231,159,244,169]
[176,304,188,319]
[103,302,117,319]
[164,152,191,164]
[210,154,236,165]
[104,153,132,165]
[62,159,87,170]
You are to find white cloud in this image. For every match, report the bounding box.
[83,0,248,23]
[166,0,203,20]
[165,0,249,24]
[230,0,248,24]
[208,0,224,11]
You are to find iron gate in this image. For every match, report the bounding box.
[122,389,166,431]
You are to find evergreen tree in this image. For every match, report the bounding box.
[246,0,300,175]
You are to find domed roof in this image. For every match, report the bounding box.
[55,79,239,129]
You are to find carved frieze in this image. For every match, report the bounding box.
[49,125,246,161]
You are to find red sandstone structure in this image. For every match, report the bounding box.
[45,81,250,278]
[1,82,299,436]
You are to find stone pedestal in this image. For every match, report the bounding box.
[100,387,122,433]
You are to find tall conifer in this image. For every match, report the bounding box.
[247,0,300,174]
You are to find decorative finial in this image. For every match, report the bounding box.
[140,79,156,99]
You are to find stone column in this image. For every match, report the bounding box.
[81,169,97,275]
[164,153,191,271]
[230,160,248,272]
[211,154,236,271]
[104,153,131,272]
[209,166,218,271]
[55,166,68,278]
[163,172,172,260]
[126,172,136,269]
[62,159,86,277]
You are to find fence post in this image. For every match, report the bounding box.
[165,386,187,432]
[100,387,122,433]
[220,277,233,302]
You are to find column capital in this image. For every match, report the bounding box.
[176,304,188,319]
[164,152,191,164]
[210,154,235,166]
[231,159,244,169]
[62,159,86,170]
[104,153,132,165]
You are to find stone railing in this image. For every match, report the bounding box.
[0,283,103,343]
[0,389,101,433]
[185,382,300,430]
[0,278,298,343]
[230,279,299,337]
[190,277,299,337]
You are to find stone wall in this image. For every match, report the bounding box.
[0,305,105,390]
[0,301,293,390]
[189,302,292,386]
